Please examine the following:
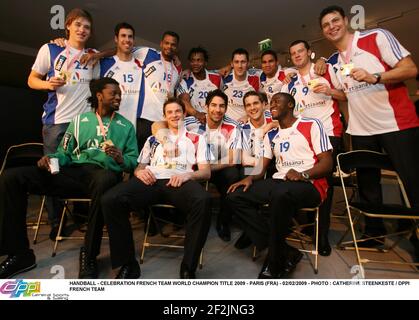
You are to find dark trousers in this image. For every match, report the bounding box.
[0,164,121,257]
[318,136,342,239]
[101,178,212,272]
[226,179,321,268]
[210,166,241,226]
[136,118,153,153]
[352,127,419,233]
[42,123,69,225]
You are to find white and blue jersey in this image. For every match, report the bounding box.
[139,130,207,179]
[222,72,260,121]
[132,47,181,122]
[32,43,99,125]
[100,55,143,128]
[264,116,331,200]
[184,115,242,162]
[281,64,343,137]
[176,70,223,113]
[241,110,272,158]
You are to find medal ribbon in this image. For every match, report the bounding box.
[65,44,84,71]
[339,34,354,64]
[162,55,174,96]
[298,62,314,87]
[96,112,115,141]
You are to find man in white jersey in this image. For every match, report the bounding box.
[241,91,273,175]
[101,98,211,279]
[28,8,99,237]
[319,5,419,251]
[131,31,182,150]
[184,89,243,242]
[284,39,346,255]
[259,50,287,103]
[234,91,273,249]
[99,22,142,128]
[86,31,182,151]
[223,48,260,122]
[227,92,333,278]
[177,47,223,124]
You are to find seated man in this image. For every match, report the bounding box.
[226,92,333,279]
[0,77,138,279]
[235,91,274,249]
[152,89,243,242]
[101,97,211,279]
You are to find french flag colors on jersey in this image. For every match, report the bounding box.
[282,64,343,137]
[328,29,419,135]
[32,43,99,125]
[241,110,273,157]
[138,130,207,179]
[176,70,223,113]
[264,117,331,201]
[185,115,242,162]
[132,47,181,122]
[260,68,287,103]
[100,55,143,128]
[222,72,260,121]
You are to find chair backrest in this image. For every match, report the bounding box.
[337,150,394,173]
[0,143,44,175]
[337,150,411,208]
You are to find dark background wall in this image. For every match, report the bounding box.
[0,85,45,160]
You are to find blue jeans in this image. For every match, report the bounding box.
[42,123,69,224]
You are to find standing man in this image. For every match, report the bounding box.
[28,8,99,239]
[223,48,260,122]
[99,22,143,128]
[0,78,138,279]
[177,47,223,123]
[227,92,333,278]
[284,39,346,255]
[319,5,419,247]
[101,98,211,279]
[184,90,243,242]
[259,50,287,103]
[85,31,182,151]
[133,31,182,150]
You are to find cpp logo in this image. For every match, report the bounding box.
[0,280,41,298]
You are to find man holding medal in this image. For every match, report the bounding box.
[319,5,419,251]
[101,97,211,279]
[282,39,346,256]
[0,77,138,279]
[28,8,100,239]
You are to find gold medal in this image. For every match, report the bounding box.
[307,78,319,90]
[101,139,114,150]
[340,63,354,76]
[59,70,71,83]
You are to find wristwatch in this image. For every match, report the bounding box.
[301,172,310,180]
[372,73,381,84]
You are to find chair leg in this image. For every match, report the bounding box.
[314,208,319,274]
[52,202,67,257]
[337,214,361,249]
[140,210,152,264]
[252,246,258,261]
[33,195,46,244]
[346,208,365,278]
[199,250,204,269]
